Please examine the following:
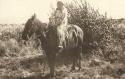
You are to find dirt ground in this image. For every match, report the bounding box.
[0,54,125,79]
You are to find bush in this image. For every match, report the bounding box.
[0,24,42,57]
[0,40,6,57]
[65,0,125,62]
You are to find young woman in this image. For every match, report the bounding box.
[49,1,69,50]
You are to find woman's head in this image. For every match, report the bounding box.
[57,1,64,10]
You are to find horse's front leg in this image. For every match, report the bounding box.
[47,54,56,78]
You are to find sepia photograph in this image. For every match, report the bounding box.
[0,0,125,79]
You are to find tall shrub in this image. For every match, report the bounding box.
[65,0,119,60]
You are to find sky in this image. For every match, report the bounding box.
[0,0,125,24]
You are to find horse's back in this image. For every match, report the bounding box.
[68,24,83,38]
[63,24,83,48]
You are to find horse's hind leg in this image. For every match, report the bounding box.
[71,56,76,71]
[71,46,82,71]
[71,50,77,71]
[78,47,82,70]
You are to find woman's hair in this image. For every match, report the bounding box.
[57,1,64,6]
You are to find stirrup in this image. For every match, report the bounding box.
[58,46,63,49]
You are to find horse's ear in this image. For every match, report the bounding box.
[31,13,36,19]
[33,13,36,18]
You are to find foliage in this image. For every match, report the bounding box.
[65,0,125,62]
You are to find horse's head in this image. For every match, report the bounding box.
[22,15,36,41]
[22,14,47,41]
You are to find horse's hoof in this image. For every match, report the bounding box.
[45,74,56,79]
[50,75,56,79]
[78,67,82,71]
[70,67,75,72]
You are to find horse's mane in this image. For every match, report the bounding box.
[25,14,48,31]
[22,14,48,41]
[27,15,42,26]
